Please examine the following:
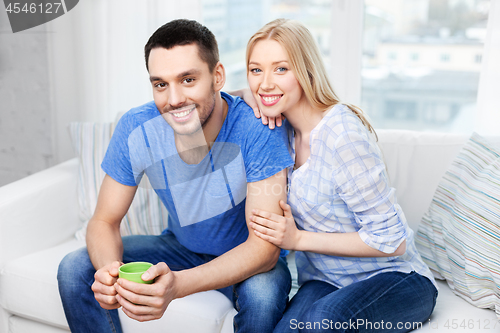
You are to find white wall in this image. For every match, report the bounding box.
[0,9,53,185]
[0,0,201,186]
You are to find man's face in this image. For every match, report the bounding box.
[148,44,217,136]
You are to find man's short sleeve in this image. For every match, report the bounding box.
[239,106,294,183]
[101,114,138,186]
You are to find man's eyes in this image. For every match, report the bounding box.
[154,78,194,88]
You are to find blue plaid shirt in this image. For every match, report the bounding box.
[287,104,436,288]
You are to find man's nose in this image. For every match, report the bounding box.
[168,86,186,108]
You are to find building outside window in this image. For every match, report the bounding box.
[440,53,451,62]
[199,0,489,133]
[202,0,333,91]
[361,0,489,133]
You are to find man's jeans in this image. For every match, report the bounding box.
[57,233,291,333]
[274,271,438,333]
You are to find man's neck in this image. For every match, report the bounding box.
[175,93,228,165]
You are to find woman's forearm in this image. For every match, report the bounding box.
[227,88,246,98]
[295,230,406,257]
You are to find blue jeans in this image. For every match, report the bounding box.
[57,233,291,333]
[274,271,438,333]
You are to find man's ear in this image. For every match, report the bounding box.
[213,61,226,92]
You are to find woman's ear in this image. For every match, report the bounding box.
[213,61,226,92]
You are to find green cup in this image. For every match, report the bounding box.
[118,262,154,284]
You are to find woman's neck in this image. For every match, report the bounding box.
[283,99,327,140]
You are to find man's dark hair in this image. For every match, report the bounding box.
[144,19,219,72]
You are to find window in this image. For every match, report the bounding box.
[196,0,490,134]
[361,0,489,133]
[201,0,333,91]
[440,53,451,62]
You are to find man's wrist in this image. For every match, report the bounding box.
[171,270,189,299]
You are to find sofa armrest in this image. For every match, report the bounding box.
[0,158,80,265]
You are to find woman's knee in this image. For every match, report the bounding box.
[299,303,355,333]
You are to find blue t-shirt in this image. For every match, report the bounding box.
[102,92,293,256]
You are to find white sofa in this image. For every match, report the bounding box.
[0,129,498,333]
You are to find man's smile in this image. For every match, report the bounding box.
[169,105,196,121]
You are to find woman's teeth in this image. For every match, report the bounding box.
[263,95,281,103]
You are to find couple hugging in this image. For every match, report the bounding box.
[58,18,437,333]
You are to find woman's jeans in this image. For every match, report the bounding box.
[274,271,438,333]
[57,233,291,333]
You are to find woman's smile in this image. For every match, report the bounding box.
[260,94,283,106]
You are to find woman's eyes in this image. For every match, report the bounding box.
[250,67,288,73]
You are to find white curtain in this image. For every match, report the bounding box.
[46,0,201,162]
[330,0,364,105]
[475,0,500,136]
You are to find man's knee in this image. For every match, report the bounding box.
[239,274,289,301]
[57,247,95,292]
[234,259,291,312]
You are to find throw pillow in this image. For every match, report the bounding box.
[69,122,168,240]
[416,132,500,318]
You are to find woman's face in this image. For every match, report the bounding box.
[247,39,305,118]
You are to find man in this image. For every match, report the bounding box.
[57,19,293,333]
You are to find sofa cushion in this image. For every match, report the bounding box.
[8,316,70,333]
[69,122,168,239]
[416,132,500,319]
[413,280,499,332]
[119,291,236,333]
[376,130,467,232]
[0,239,84,328]
[0,239,236,332]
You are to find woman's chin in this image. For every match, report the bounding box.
[261,110,284,119]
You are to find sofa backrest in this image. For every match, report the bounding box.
[377,130,465,232]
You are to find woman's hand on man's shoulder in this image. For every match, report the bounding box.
[229,88,285,129]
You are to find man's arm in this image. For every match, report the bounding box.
[114,169,287,322]
[177,168,287,287]
[88,174,138,309]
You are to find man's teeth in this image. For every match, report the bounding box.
[172,109,192,118]
[263,95,281,103]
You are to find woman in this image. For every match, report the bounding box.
[243,19,438,332]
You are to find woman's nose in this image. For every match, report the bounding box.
[260,72,275,91]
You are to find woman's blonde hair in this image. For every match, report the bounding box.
[246,18,376,137]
